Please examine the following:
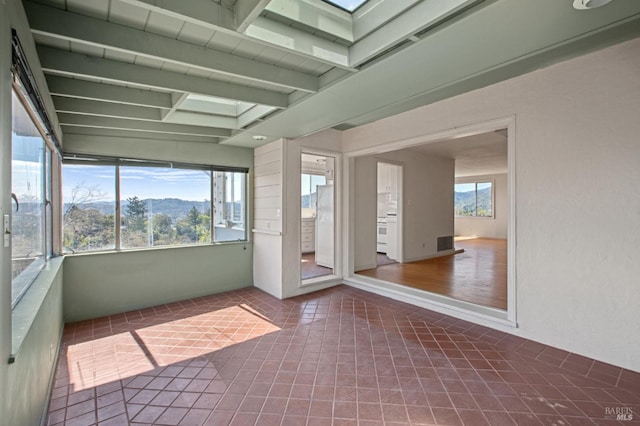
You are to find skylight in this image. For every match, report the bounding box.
[322,0,369,13]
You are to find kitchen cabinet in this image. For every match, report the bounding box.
[301,218,315,253]
[387,216,398,260]
[377,163,391,193]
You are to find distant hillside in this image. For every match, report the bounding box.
[455,186,492,216]
[64,198,232,221]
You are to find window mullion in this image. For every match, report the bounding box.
[210,171,215,243]
[242,174,246,240]
[474,183,479,217]
[115,162,121,250]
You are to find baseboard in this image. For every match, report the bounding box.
[402,249,455,263]
[344,275,515,328]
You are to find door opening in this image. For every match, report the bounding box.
[376,162,402,267]
[300,153,335,280]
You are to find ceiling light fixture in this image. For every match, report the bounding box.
[573,0,613,10]
[252,135,267,141]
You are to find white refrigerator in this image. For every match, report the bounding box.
[315,185,334,269]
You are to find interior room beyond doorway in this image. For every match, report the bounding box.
[353,128,509,311]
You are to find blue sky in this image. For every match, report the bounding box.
[324,0,368,12]
[63,165,230,203]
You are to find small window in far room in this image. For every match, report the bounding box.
[455,181,493,217]
[301,173,327,216]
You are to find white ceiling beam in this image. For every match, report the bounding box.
[57,113,232,138]
[265,0,353,43]
[237,105,276,129]
[25,1,318,94]
[246,16,350,68]
[160,92,188,125]
[179,98,238,117]
[163,111,238,129]
[350,0,479,67]
[47,76,173,109]
[62,127,218,144]
[53,96,163,121]
[236,102,255,116]
[235,0,271,33]
[120,0,355,71]
[119,0,235,29]
[37,46,289,108]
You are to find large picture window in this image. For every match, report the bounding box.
[455,181,493,217]
[62,158,247,253]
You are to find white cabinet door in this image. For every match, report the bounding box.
[388,165,398,203]
[387,217,398,260]
[301,219,315,253]
[315,185,334,268]
[377,163,389,193]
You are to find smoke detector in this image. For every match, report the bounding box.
[573,0,613,10]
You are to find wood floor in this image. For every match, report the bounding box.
[357,238,507,310]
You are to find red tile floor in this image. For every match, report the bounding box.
[48,286,640,425]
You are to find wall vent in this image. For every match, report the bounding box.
[437,236,453,251]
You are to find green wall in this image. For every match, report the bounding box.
[4,260,64,426]
[63,243,253,322]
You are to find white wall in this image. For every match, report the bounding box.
[354,150,455,269]
[353,156,378,271]
[253,140,284,298]
[386,149,454,262]
[455,173,508,239]
[343,38,640,372]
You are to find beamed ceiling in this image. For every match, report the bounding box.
[23,0,640,148]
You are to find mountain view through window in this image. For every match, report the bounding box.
[63,162,246,253]
[455,182,493,217]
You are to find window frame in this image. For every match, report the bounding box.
[10,81,59,308]
[454,179,495,219]
[301,172,327,213]
[62,154,249,254]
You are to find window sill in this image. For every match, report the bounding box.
[10,256,64,364]
[62,240,250,257]
[455,216,495,220]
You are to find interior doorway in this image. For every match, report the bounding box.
[376,162,402,267]
[353,127,511,313]
[300,153,335,280]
